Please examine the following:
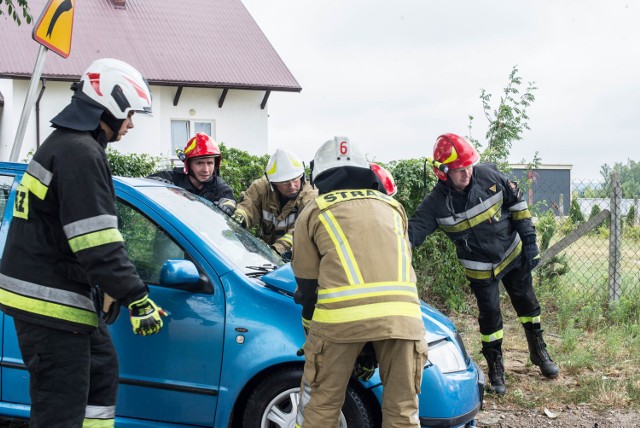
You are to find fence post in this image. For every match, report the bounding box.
[608,172,622,304]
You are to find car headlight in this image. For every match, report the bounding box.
[427,337,467,374]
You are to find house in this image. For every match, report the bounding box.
[0,0,301,162]
[508,164,572,216]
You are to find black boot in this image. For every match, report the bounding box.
[524,328,560,379]
[482,347,506,395]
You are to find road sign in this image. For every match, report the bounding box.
[32,0,75,58]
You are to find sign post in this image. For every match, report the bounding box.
[10,0,75,162]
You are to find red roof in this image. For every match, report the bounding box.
[0,0,301,92]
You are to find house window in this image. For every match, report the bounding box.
[171,120,215,154]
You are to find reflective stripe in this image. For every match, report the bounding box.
[63,214,118,239]
[315,189,399,211]
[519,315,541,325]
[512,209,532,220]
[0,274,97,327]
[302,317,311,328]
[279,233,293,246]
[437,192,503,227]
[85,405,115,419]
[460,235,522,279]
[481,329,504,343]
[262,210,297,229]
[318,210,363,285]
[393,211,411,282]
[507,201,528,212]
[20,173,48,200]
[68,229,123,253]
[438,199,502,233]
[317,282,417,304]
[296,377,312,426]
[82,418,114,428]
[313,301,422,323]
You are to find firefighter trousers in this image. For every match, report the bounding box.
[296,333,428,428]
[470,256,541,342]
[14,317,118,428]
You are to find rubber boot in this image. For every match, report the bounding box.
[524,328,560,379]
[482,347,506,395]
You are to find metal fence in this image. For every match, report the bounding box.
[530,172,640,304]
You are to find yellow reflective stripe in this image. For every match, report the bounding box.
[464,241,522,280]
[481,329,504,343]
[68,228,124,253]
[0,288,98,327]
[439,201,501,233]
[302,317,311,328]
[318,210,363,285]
[313,301,421,324]
[317,281,417,303]
[13,184,29,219]
[392,211,410,282]
[21,173,48,200]
[83,418,114,428]
[279,233,293,245]
[464,268,492,280]
[494,241,522,277]
[512,210,532,220]
[319,290,419,304]
[519,315,541,324]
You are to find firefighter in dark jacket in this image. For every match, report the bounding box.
[292,137,427,427]
[148,132,236,215]
[0,58,166,428]
[408,133,559,395]
[232,148,317,258]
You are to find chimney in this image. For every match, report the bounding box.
[111,0,126,9]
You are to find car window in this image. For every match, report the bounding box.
[117,200,186,284]
[0,175,14,221]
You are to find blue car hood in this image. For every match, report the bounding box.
[262,265,453,342]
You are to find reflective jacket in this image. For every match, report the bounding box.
[148,167,234,204]
[292,189,425,343]
[0,129,148,334]
[234,177,317,254]
[408,163,536,283]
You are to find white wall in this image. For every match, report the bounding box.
[0,79,270,162]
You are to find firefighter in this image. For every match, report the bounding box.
[0,58,166,428]
[292,137,427,427]
[408,133,560,396]
[148,132,236,215]
[231,148,317,259]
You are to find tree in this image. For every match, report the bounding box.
[1,0,31,25]
[467,66,539,170]
[600,159,640,199]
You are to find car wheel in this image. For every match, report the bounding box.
[242,367,379,428]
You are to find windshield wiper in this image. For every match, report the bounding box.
[245,263,279,278]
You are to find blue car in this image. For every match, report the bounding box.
[0,162,483,427]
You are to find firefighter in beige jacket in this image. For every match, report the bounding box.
[292,137,427,428]
[232,149,317,257]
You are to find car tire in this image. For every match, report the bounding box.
[241,367,379,428]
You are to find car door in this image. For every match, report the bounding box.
[103,196,226,427]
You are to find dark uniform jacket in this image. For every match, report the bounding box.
[234,177,317,254]
[408,163,535,283]
[0,129,148,333]
[292,189,425,342]
[149,167,234,204]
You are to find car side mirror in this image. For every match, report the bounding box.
[159,259,200,285]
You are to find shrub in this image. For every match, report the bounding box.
[107,148,163,177]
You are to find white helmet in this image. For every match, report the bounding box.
[79,58,152,119]
[265,149,305,183]
[311,136,369,184]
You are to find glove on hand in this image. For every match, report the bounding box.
[352,343,378,381]
[128,296,167,336]
[231,211,247,228]
[216,198,236,216]
[522,235,541,271]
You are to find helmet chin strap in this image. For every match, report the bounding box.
[100,111,125,142]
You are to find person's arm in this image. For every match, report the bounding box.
[272,184,318,256]
[147,170,175,184]
[408,193,439,248]
[232,179,264,228]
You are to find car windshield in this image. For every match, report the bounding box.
[136,185,284,275]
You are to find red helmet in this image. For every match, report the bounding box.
[181,133,221,174]
[370,162,397,196]
[432,133,479,181]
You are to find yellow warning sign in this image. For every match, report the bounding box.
[32,0,75,58]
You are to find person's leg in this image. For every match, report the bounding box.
[470,279,507,394]
[373,339,427,428]
[14,319,90,428]
[85,318,119,427]
[296,333,362,428]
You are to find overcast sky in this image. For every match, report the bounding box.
[242,0,640,181]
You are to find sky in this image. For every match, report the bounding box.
[242,0,640,180]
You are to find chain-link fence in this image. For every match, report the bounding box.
[513,169,640,304]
